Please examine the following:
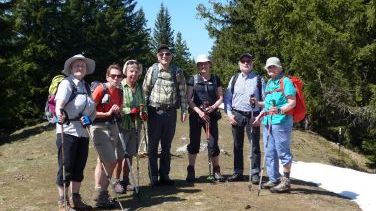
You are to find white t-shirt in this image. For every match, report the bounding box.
[55,75,96,137]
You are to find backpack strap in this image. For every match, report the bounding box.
[230,72,240,94]
[257,75,263,101]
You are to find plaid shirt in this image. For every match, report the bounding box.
[143,63,187,113]
[121,81,145,130]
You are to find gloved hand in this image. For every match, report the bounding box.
[80,115,92,127]
[139,111,148,121]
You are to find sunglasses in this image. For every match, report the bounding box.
[240,59,252,64]
[109,74,123,79]
[158,52,171,57]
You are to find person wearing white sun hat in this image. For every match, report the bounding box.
[55,54,96,210]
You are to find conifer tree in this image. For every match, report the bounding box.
[173,32,195,77]
[151,3,175,53]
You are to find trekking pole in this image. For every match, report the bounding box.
[114,117,140,200]
[206,120,215,182]
[257,100,276,196]
[141,119,152,182]
[338,127,342,157]
[84,122,125,210]
[58,109,69,211]
[248,94,255,190]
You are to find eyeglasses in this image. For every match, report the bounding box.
[240,59,252,64]
[109,74,123,79]
[158,52,171,57]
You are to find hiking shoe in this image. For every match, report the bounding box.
[270,177,291,193]
[250,174,260,184]
[227,173,243,182]
[213,166,225,182]
[70,193,92,210]
[262,181,278,189]
[186,165,195,183]
[95,191,116,209]
[113,180,125,194]
[58,200,75,211]
[160,175,175,186]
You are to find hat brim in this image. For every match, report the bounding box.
[62,56,95,76]
[264,64,282,70]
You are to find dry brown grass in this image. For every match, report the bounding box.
[0,116,368,210]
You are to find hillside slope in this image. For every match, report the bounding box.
[0,118,370,210]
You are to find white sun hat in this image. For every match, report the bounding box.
[62,54,95,76]
[264,57,282,70]
[195,54,211,64]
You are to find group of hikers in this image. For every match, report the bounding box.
[54,44,297,210]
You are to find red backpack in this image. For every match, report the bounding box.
[267,76,307,122]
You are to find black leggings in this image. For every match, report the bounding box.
[188,113,220,157]
[56,133,89,187]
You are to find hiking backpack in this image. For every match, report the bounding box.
[148,63,182,108]
[44,75,91,123]
[266,75,307,123]
[90,81,123,109]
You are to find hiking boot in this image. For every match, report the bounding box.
[262,180,278,189]
[250,174,260,184]
[112,179,125,194]
[213,166,225,182]
[160,175,175,186]
[95,190,116,209]
[70,193,92,210]
[186,165,195,183]
[270,177,291,193]
[227,173,243,182]
[58,199,75,211]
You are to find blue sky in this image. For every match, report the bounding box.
[135,0,225,59]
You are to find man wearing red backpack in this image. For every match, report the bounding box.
[253,57,297,193]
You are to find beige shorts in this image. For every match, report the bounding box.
[116,125,141,158]
[91,122,120,164]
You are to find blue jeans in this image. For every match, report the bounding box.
[231,111,261,176]
[263,118,293,182]
[147,108,177,180]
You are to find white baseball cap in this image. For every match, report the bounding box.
[264,57,282,70]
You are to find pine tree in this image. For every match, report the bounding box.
[151,3,175,53]
[173,32,195,77]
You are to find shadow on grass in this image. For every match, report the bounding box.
[0,123,54,146]
[115,179,201,210]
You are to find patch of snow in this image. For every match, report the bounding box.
[290,161,376,211]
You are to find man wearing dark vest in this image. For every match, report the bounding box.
[142,44,187,186]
